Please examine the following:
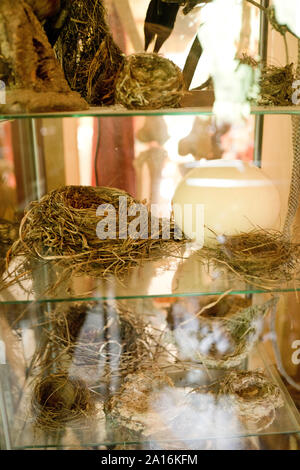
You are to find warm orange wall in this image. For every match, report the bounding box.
[262,28,300,390]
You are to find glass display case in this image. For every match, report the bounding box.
[0,0,300,451]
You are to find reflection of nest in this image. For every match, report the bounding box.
[201,230,300,288]
[218,370,284,432]
[115,53,185,110]
[31,373,95,430]
[7,186,184,282]
[172,295,276,368]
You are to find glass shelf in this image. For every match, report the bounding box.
[0,253,299,305]
[1,105,300,121]
[3,344,300,450]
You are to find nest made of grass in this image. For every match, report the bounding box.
[31,372,95,430]
[218,370,284,431]
[259,63,295,106]
[56,0,124,105]
[115,53,186,110]
[195,369,283,432]
[7,185,185,281]
[29,300,176,388]
[201,229,300,288]
[47,301,151,372]
[172,295,276,368]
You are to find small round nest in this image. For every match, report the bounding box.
[31,373,95,430]
[218,370,284,432]
[115,53,185,110]
[172,295,275,368]
[7,185,184,280]
[259,63,295,106]
[202,230,300,288]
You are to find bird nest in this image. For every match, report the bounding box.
[115,53,185,110]
[201,230,300,289]
[239,55,295,106]
[29,300,175,389]
[259,63,295,106]
[172,295,276,368]
[56,0,124,105]
[217,370,284,432]
[31,373,95,430]
[6,185,185,286]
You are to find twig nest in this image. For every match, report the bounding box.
[218,370,284,431]
[171,295,276,368]
[115,53,185,110]
[31,373,95,430]
[49,302,150,377]
[7,185,184,279]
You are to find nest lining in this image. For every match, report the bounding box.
[31,373,95,430]
[7,185,185,282]
[115,53,185,110]
[201,230,300,288]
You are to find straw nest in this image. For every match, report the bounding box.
[47,302,151,375]
[239,54,295,106]
[30,300,175,388]
[31,373,95,430]
[201,230,300,289]
[218,370,284,432]
[115,53,185,110]
[56,0,124,105]
[259,63,295,106]
[7,185,185,283]
[172,295,276,368]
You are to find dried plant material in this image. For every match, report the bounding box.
[56,0,124,106]
[115,53,185,110]
[172,295,276,368]
[37,302,155,379]
[200,230,300,288]
[7,186,185,283]
[218,370,284,432]
[0,219,19,277]
[259,63,295,106]
[31,373,95,430]
[0,0,87,113]
[104,370,175,442]
[239,54,295,106]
